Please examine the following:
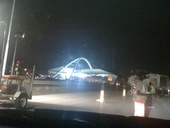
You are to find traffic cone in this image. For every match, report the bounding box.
[122,85,126,96]
[123,88,126,96]
[96,89,105,103]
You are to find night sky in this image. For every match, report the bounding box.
[0,0,170,76]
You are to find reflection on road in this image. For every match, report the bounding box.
[29,82,170,120]
[1,81,170,120]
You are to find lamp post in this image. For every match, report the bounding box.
[11,33,25,75]
[0,21,7,81]
[2,0,16,75]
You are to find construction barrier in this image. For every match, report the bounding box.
[134,101,145,117]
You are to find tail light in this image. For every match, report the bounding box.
[1,85,8,93]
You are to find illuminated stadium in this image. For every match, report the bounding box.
[48,57,117,85]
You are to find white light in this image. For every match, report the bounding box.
[63,68,73,73]
[134,102,145,117]
[22,33,25,38]
[74,73,88,79]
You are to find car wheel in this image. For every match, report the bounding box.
[15,95,27,109]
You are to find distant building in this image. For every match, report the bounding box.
[48,57,117,84]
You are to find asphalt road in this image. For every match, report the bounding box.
[30,80,170,120]
[1,80,170,120]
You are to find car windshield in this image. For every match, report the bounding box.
[0,0,170,121]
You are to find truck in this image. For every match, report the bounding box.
[0,66,35,109]
[128,73,170,97]
[145,74,170,96]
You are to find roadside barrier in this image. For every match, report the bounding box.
[134,101,145,117]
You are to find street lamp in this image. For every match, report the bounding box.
[11,33,25,75]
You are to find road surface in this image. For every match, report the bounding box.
[1,80,170,120]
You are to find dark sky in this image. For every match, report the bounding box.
[0,0,170,76]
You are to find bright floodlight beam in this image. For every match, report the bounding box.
[2,0,16,75]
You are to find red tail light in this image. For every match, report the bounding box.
[1,85,8,93]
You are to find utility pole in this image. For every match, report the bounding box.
[0,21,7,82]
[11,36,18,75]
[2,0,16,75]
[11,33,25,75]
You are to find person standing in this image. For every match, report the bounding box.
[146,82,153,107]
